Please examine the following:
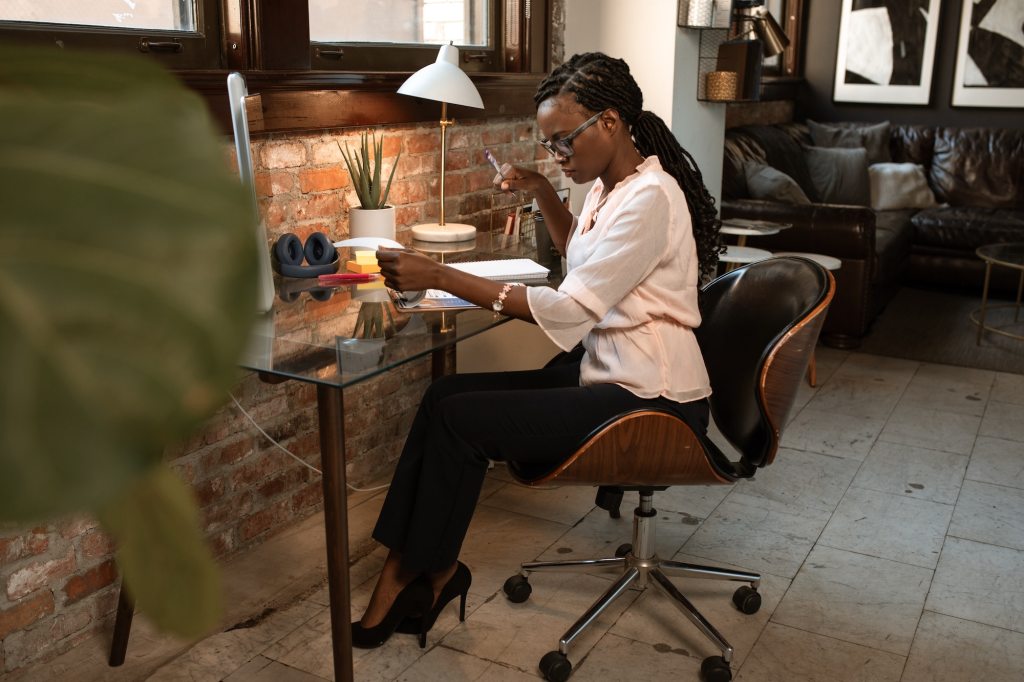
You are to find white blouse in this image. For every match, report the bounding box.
[526,156,712,403]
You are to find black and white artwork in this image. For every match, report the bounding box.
[833,0,941,104]
[952,0,1024,107]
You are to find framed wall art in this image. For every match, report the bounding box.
[833,0,941,105]
[951,0,1024,108]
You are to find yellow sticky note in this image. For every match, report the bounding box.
[346,260,381,273]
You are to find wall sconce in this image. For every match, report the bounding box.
[731,0,790,57]
[398,43,484,243]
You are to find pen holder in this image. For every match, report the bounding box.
[488,192,536,252]
[533,214,561,270]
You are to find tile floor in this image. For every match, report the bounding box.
[8,348,1024,682]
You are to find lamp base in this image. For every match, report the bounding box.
[410,222,477,243]
[411,239,477,254]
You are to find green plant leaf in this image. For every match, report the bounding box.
[0,46,259,521]
[382,149,401,209]
[341,129,398,209]
[97,465,222,637]
[340,141,368,208]
[371,132,383,208]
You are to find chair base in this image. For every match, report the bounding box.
[504,492,761,682]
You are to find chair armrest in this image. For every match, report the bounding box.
[721,200,876,261]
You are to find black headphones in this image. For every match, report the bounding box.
[271,232,339,278]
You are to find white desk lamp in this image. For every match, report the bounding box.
[398,43,484,242]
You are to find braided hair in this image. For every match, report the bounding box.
[535,52,723,280]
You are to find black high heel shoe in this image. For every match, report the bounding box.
[351,575,432,649]
[396,561,472,648]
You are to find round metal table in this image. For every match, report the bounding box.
[972,242,1024,345]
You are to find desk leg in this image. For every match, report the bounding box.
[977,263,993,346]
[317,385,353,682]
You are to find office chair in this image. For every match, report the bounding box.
[501,257,835,682]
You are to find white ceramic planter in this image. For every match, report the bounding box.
[349,206,396,243]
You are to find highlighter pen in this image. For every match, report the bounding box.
[485,148,516,197]
[484,148,504,177]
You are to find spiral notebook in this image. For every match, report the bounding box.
[448,258,550,281]
[392,258,550,311]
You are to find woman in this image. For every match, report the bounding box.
[354,52,722,648]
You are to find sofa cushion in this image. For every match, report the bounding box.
[875,208,918,239]
[873,209,915,304]
[875,210,916,273]
[809,119,892,165]
[804,146,870,206]
[868,163,937,210]
[930,127,1024,208]
[724,125,820,201]
[744,163,811,204]
[911,206,1024,251]
[722,134,765,199]
[890,124,935,167]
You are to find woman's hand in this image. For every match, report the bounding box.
[493,163,551,194]
[375,248,443,293]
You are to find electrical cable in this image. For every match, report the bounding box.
[228,392,390,493]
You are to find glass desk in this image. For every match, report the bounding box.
[241,234,548,682]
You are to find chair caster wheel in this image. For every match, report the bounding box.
[503,574,532,603]
[700,655,732,682]
[540,650,572,682]
[732,585,761,614]
[614,543,632,558]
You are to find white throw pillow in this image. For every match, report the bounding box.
[868,163,937,211]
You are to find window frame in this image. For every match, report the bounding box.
[0,0,225,70]
[0,0,552,134]
[218,0,550,133]
[760,0,804,79]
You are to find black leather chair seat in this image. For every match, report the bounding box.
[911,206,1024,251]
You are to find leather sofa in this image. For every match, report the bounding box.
[720,122,1024,348]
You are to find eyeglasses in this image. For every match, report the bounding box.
[538,111,603,158]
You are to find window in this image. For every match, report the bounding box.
[3,0,198,32]
[310,0,544,73]
[1,1,550,132]
[0,0,222,69]
[310,0,488,47]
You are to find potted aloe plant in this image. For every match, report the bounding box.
[340,130,400,241]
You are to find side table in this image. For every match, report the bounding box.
[720,218,791,247]
[718,245,773,273]
[972,242,1024,345]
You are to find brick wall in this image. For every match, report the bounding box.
[0,113,560,673]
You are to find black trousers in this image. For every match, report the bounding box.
[372,349,710,573]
